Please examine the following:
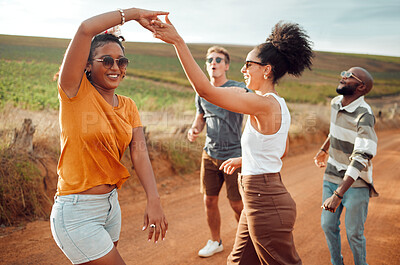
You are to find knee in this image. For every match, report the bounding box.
[321,217,337,233]
[204,196,219,209]
[346,225,364,240]
[229,200,243,214]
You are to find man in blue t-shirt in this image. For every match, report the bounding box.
[188,46,248,258]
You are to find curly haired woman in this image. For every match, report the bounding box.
[151,17,313,265]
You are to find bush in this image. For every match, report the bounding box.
[148,136,203,175]
[0,149,52,226]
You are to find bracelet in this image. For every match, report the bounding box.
[117,8,125,25]
[320,148,327,154]
[333,190,343,199]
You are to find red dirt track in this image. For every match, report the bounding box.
[0,130,399,265]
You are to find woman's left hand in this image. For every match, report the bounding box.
[142,198,168,243]
[219,157,242,175]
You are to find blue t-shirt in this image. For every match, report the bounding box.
[195,80,248,160]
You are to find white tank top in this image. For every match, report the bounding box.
[241,93,291,175]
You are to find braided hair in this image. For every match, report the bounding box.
[256,21,313,84]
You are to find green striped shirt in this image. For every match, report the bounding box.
[324,95,378,195]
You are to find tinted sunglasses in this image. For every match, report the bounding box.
[206,57,224,64]
[94,56,129,69]
[245,61,267,69]
[340,71,364,84]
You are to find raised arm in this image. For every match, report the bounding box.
[59,8,168,98]
[151,16,270,116]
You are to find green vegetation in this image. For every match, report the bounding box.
[117,77,194,111]
[1,34,399,110]
[0,149,51,225]
[0,60,59,109]
[1,34,399,226]
[148,137,203,175]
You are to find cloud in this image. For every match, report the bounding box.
[0,0,399,56]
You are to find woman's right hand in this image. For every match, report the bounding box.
[219,157,242,175]
[134,8,169,32]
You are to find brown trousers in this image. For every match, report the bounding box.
[227,173,302,265]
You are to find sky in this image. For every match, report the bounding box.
[1,0,400,57]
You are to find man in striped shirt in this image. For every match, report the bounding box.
[314,67,377,265]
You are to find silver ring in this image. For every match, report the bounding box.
[150,224,156,228]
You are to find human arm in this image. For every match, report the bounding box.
[151,16,270,116]
[322,175,354,213]
[130,127,168,242]
[59,8,168,98]
[314,136,330,167]
[187,113,205,142]
[322,112,377,212]
[219,157,242,175]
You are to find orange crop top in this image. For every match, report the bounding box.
[56,75,142,195]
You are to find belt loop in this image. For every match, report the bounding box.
[239,174,244,191]
[263,173,268,185]
[73,195,78,205]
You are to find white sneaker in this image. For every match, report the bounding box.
[198,240,223,257]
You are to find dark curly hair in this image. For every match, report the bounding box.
[256,21,313,84]
[86,34,125,80]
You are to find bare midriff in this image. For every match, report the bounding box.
[77,184,117,194]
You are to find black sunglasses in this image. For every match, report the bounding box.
[206,57,224,64]
[94,56,129,69]
[245,61,267,69]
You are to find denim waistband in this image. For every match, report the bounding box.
[54,188,117,203]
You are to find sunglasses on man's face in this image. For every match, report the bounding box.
[340,71,364,84]
[94,56,129,69]
[206,57,224,64]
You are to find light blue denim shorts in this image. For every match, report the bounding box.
[50,189,121,264]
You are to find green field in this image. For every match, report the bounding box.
[1,34,399,226]
[1,34,399,110]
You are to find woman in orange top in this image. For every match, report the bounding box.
[50,8,168,265]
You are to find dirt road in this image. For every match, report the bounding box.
[1,130,399,265]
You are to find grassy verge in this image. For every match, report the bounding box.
[150,137,203,175]
[0,149,51,226]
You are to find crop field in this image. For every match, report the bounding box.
[1,34,399,228]
[1,34,400,111]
